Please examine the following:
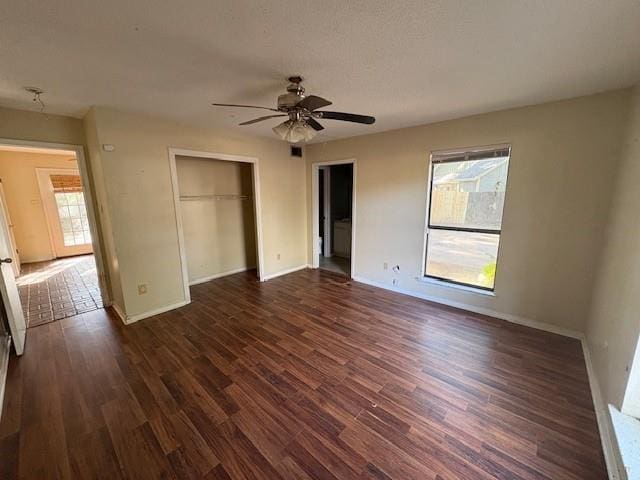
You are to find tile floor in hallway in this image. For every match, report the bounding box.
[17,254,103,328]
[319,255,351,277]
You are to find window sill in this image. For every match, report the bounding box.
[609,405,640,479]
[417,276,496,297]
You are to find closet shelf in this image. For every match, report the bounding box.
[180,194,250,201]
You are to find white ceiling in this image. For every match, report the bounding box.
[1,0,639,143]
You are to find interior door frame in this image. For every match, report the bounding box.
[319,166,332,257]
[0,138,111,307]
[167,147,265,304]
[311,159,356,277]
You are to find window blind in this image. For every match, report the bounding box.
[50,174,83,192]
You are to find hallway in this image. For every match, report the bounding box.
[17,255,103,328]
[319,255,350,277]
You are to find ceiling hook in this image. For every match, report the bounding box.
[24,86,48,118]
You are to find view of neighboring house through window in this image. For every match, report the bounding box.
[424,146,510,290]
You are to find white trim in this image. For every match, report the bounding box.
[622,338,640,418]
[111,303,126,324]
[352,274,582,339]
[167,147,266,306]
[311,158,356,277]
[430,142,512,157]
[582,338,626,480]
[418,276,496,296]
[319,166,332,257]
[189,267,252,286]
[0,138,111,307]
[117,300,189,325]
[261,264,307,281]
[0,335,10,421]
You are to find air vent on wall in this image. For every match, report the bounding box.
[290,146,303,157]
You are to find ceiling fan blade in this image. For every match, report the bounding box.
[305,118,324,131]
[297,95,332,111]
[212,103,279,112]
[239,114,287,126]
[317,111,375,124]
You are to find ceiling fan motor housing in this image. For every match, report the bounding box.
[278,76,305,109]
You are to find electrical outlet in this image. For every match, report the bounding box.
[137,284,147,295]
[277,253,281,260]
[383,262,388,270]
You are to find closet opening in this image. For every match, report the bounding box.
[169,149,264,303]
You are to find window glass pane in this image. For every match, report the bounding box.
[68,205,80,218]
[54,190,91,247]
[55,194,69,207]
[430,156,509,230]
[425,230,500,289]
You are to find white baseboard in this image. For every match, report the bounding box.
[111,300,190,325]
[111,303,127,324]
[189,266,252,286]
[0,336,10,422]
[261,264,308,281]
[351,275,582,339]
[581,338,626,480]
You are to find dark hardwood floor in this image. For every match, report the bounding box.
[0,269,607,479]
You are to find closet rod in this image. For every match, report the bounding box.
[179,194,250,201]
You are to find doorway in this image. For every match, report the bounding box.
[312,160,356,278]
[36,168,93,258]
[0,140,108,354]
[168,148,264,303]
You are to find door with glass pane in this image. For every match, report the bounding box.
[36,168,93,258]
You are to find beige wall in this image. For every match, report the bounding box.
[83,109,122,310]
[176,156,256,282]
[307,89,630,332]
[0,150,78,262]
[587,84,640,411]
[86,107,307,320]
[0,106,85,145]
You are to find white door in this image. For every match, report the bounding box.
[0,189,25,355]
[0,181,20,276]
[37,169,93,258]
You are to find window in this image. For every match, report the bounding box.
[424,145,510,291]
[51,174,92,246]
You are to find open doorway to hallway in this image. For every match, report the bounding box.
[0,145,103,327]
[317,163,354,277]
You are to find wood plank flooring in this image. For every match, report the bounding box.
[0,269,607,479]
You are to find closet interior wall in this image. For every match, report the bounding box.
[175,155,257,284]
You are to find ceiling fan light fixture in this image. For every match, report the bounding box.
[272,120,317,143]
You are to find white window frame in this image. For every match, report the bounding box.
[421,143,511,293]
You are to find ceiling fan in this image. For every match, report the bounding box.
[212,76,375,143]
